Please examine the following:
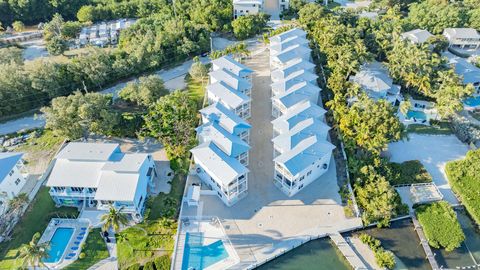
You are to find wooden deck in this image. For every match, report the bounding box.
[411,214,440,270]
[329,233,369,270]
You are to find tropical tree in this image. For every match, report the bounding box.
[8,193,29,213]
[12,21,25,32]
[101,206,129,233]
[189,56,208,80]
[231,13,269,40]
[17,232,50,269]
[119,75,169,107]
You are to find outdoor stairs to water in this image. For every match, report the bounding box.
[329,233,369,270]
[411,213,440,270]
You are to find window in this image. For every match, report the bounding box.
[8,170,14,176]
[88,188,97,193]
[307,171,312,176]
[71,187,84,192]
[323,163,328,169]
[238,174,245,181]
[299,176,304,181]
[298,184,304,190]
[14,178,21,185]
[138,196,143,207]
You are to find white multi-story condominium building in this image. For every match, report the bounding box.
[0,152,27,216]
[443,51,480,93]
[212,55,254,83]
[270,44,312,69]
[270,28,307,45]
[271,81,321,117]
[401,29,433,45]
[273,134,335,197]
[196,121,251,166]
[271,69,318,97]
[271,100,326,137]
[191,141,249,206]
[200,102,252,143]
[46,143,155,222]
[270,35,309,56]
[207,81,251,119]
[349,61,402,106]
[233,0,263,19]
[443,28,480,50]
[271,58,316,83]
[210,68,252,97]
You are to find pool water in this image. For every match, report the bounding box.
[406,110,427,120]
[182,232,229,270]
[43,227,74,263]
[464,96,480,107]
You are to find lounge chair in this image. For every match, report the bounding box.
[80,227,87,230]
[76,236,83,240]
[71,247,79,250]
[74,241,80,245]
[68,253,76,257]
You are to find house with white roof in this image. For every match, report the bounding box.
[0,152,27,215]
[46,142,155,222]
[401,29,433,45]
[270,35,309,56]
[443,28,480,50]
[212,55,253,82]
[270,44,312,69]
[273,135,335,197]
[196,121,251,166]
[271,69,318,97]
[272,100,326,137]
[200,102,252,143]
[233,0,263,19]
[270,28,307,45]
[349,61,401,106]
[271,58,316,82]
[444,51,480,93]
[191,141,249,206]
[207,81,251,119]
[210,68,252,97]
[271,81,321,117]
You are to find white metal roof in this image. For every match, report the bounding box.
[444,51,480,85]
[272,101,327,134]
[196,121,250,157]
[444,28,480,40]
[207,81,250,109]
[271,44,311,65]
[271,58,315,81]
[212,55,253,77]
[200,102,251,134]
[272,118,330,153]
[274,81,321,109]
[270,28,307,44]
[270,36,309,54]
[209,68,251,92]
[56,142,119,161]
[401,29,433,44]
[101,153,149,172]
[95,171,140,201]
[271,70,318,94]
[350,61,394,99]
[47,159,104,188]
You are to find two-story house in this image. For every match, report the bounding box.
[271,58,316,83]
[443,28,480,50]
[206,81,251,119]
[271,81,321,118]
[0,152,27,215]
[46,142,155,222]
[212,55,253,83]
[401,29,433,45]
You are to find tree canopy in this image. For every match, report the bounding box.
[119,75,169,107]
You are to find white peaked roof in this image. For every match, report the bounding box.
[271,70,318,94]
[209,68,251,92]
[191,142,249,185]
[95,172,141,201]
[444,28,480,40]
[200,102,251,134]
[56,142,119,161]
[272,44,311,64]
[196,121,250,157]
[101,153,149,172]
[233,0,262,4]
[444,51,480,85]
[271,58,316,80]
[350,61,395,99]
[212,55,253,77]
[274,81,321,109]
[274,135,335,176]
[207,81,251,109]
[401,29,433,44]
[270,28,307,44]
[270,36,309,54]
[272,101,327,134]
[272,118,330,152]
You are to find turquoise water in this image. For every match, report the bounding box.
[464,96,480,107]
[182,232,229,270]
[43,227,74,263]
[256,238,350,270]
[407,110,427,120]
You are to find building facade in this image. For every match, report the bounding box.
[0,153,27,215]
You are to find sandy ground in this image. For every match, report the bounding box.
[387,134,469,205]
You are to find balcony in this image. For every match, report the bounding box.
[49,187,96,198]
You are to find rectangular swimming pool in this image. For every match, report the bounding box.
[182,232,229,270]
[464,96,480,108]
[43,227,74,263]
[406,110,427,120]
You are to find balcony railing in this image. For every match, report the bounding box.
[49,188,96,197]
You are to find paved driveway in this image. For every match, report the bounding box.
[387,134,469,205]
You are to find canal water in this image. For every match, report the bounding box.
[256,237,351,270]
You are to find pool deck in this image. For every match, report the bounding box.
[39,218,90,269]
[173,41,363,270]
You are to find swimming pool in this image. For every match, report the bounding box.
[43,227,74,263]
[406,110,427,120]
[464,96,480,108]
[182,232,229,270]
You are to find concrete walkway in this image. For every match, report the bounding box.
[348,236,380,270]
[411,214,440,270]
[329,233,369,270]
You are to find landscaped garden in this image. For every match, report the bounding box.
[446,149,480,224]
[0,187,78,269]
[406,122,453,135]
[415,201,465,251]
[63,228,109,270]
[386,160,433,185]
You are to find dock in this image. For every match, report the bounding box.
[329,233,369,270]
[411,214,440,270]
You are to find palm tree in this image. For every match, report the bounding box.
[101,206,129,233]
[17,233,50,269]
[8,193,29,213]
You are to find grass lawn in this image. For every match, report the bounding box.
[406,122,453,135]
[117,174,186,269]
[387,160,433,185]
[185,74,207,109]
[63,228,109,270]
[415,201,465,251]
[0,187,79,269]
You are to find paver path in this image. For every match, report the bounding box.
[329,233,369,270]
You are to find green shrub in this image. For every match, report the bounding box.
[143,261,155,270]
[126,263,142,270]
[415,201,465,251]
[446,149,480,225]
[375,249,395,269]
[154,255,171,270]
[79,252,86,259]
[385,160,432,185]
